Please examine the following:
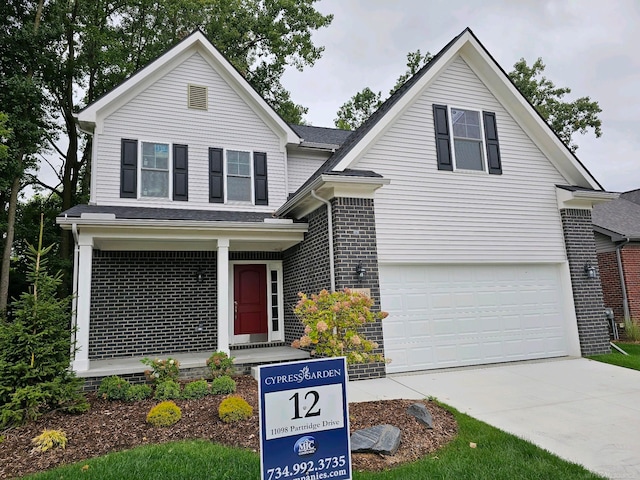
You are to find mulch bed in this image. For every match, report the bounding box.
[0,376,458,479]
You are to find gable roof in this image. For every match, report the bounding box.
[593,189,640,241]
[289,124,352,149]
[284,27,602,208]
[76,30,300,145]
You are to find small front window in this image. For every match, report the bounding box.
[451,108,484,171]
[141,142,169,197]
[227,150,251,201]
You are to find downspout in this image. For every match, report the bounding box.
[70,222,80,359]
[616,238,631,323]
[310,190,335,293]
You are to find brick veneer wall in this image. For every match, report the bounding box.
[622,245,640,321]
[597,251,625,322]
[283,205,332,345]
[560,209,610,355]
[90,251,218,359]
[332,197,385,381]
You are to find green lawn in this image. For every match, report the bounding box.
[24,405,604,480]
[588,342,640,371]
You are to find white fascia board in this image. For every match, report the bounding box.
[276,174,390,218]
[556,187,618,210]
[56,217,308,234]
[458,37,602,190]
[76,31,300,145]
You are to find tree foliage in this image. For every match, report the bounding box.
[0,218,87,429]
[334,49,432,130]
[508,57,602,152]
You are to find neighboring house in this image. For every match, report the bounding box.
[592,190,640,326]
[58,28,616,384]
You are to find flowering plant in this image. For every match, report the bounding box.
[141,357,180,384]
[291,288,388,365]
[206,351,235,378]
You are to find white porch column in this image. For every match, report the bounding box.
[217,238,230,354]
[73,234,93,372]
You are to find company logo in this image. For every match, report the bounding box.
[264,366,342,386]
[294,436,317,456]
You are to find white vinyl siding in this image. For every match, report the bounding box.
[94,52,286,210]
[354,55,568,264]
[287,149,331,194]
[380,264,569,373]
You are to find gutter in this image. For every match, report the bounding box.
[310,190,335,293]
[616,238,631,323]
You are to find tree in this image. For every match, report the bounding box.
[334,87,383,131]
[334,49,432,130]
[0,0,55,315]
[508,57,602,152]
[0,217,88,428]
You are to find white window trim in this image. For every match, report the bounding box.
[228,260,284,345]
[448,106,488,173]
[224,147,254,204]
[138,139,173,200]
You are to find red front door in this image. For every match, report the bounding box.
[234,264,268,335]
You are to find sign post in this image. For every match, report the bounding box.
[258,357,352,480]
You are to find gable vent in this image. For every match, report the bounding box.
[188,84,208,110]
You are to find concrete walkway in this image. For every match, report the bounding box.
[347,358,640,480]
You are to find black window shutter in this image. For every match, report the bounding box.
[432,104,453,171]
[483,111,502,175]
[209,147,224,203]
[253,152,268,205]
[173,144,188,201]
[120,139,138,198]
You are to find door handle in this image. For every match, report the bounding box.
[234,301,238,320]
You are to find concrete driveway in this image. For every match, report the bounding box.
[347,358,640,480]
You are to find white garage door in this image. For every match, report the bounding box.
[380,264,569,373]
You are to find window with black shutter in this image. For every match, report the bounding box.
[120,139,138,198]
[173,144,189,201]
[433,105,502,175]
[209,147,224,203]
[254,152,268,205]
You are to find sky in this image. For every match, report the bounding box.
[281,0,640,193]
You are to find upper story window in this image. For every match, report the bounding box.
[120,139,188,201]
[141,142,170,197]
[226,150,252,202]
[451,108,484,171]
[433,104,502,175]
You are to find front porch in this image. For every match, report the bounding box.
[76,346,311,390]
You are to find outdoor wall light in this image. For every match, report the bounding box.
[584,262,597,279]
[196,268,204,283]
[355,262,366,280]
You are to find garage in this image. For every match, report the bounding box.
[380,264,570,373]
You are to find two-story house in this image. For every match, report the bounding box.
[58,28,615,385]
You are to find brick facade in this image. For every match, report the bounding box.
[622,245,640,322]
[597,251,625,322]
[89,250,282,360]
[332,198,385,380]
[283,197,386,381]
[560,209,610,355]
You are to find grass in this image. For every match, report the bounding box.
[588,341,640,371]
[24,406,604,480]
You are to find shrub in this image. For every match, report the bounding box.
[291,288,388,365]
[0,234,88,428]
[32,429,68,452]
[182,380,210,399]
[146,401,182,427]
[211,375,236,395]
[218,395,253,423]
[206,351,235,378]
[154,380,181,400]
[98,376,131,401]
[624,318,640,342]
[124,384,153,402]
[141,357,180,384]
